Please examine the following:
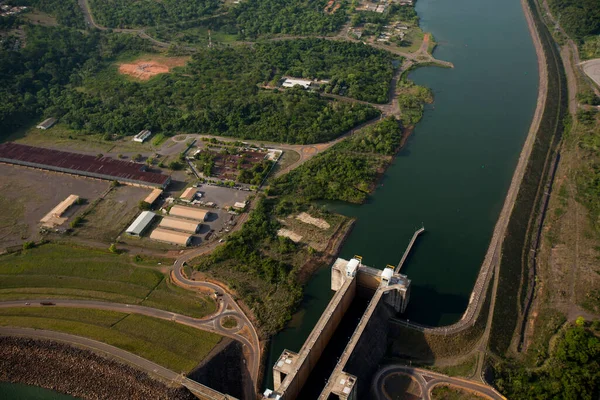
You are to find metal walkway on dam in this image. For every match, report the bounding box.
[263,228,423,399]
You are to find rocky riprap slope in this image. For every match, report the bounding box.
[0,337,196,400]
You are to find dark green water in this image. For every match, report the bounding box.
[0,383,77,399]
[265,0,538,390]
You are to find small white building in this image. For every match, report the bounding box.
[281,78,312,90]
[126,211,156,236]
[133,129,152,143]
[36,118,57,130]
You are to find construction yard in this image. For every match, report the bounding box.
[118,56,190,81]
[0,164,109,250]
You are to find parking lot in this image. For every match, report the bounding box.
[195,185,252,209]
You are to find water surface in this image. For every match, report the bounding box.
[265,0,538,389]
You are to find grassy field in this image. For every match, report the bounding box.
[2,123,156,155]
[0,307,222,373]
[430,385,485,400]
[0,244,216,318]
[428,355,478,378]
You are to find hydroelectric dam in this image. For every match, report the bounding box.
[263,229,424,399]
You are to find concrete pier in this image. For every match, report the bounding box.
[395,227,425,273]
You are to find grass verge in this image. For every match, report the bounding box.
[0,244,216,318]
[0,307,222,373]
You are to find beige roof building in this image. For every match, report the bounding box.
[144,188,163,205]
[179,187,198,202]
[169,205,208,221]
[149,228,192,246]
[159,216,200,234]
[40,194,79,228]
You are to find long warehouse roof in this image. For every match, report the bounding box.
[126,211,155,235]
[0,143,170,187]
[159,216,200,233]
[150,228,191,246]
[169,205,208,221]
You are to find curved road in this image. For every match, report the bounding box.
[372,365,506,400]
[0,298,257,399]
[171,242,261,399]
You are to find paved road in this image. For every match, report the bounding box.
[171,239,261,400]
[372,365,506,400]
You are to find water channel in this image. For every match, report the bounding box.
[264,0,538,390]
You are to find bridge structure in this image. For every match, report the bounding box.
[263,228,423,400]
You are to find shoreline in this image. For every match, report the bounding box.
[398,0,548,334]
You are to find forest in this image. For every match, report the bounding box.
[12,0,85,28]
[255,39,397,103]
[547,0,600,42]
[87,0,347,37]
[493,325,600,399]
[195,197,303,335]
[0,26,390,143]
[88,0,221,29]
[269,117,402,203]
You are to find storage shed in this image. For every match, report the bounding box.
[149,227,192,246]
[169,205,208,221]
[144,188,163,206]
[159,216,200,234]
[126,211,155,236]
[179,187,198,203]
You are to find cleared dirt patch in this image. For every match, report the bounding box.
[277,228,302,243]
[118,56,189,81]
[295,212,330,230]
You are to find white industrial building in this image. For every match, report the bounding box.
[36,117,57,130]
[133,129,152,143]
[126,211,156,236]
[281,78,312,89]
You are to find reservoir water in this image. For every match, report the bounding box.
[265,0,538,389]
[0,383,77,399]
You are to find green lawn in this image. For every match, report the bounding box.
[0,244,216,318]
[0,307,222,373]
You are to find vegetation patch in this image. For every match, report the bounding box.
[430,384,486,400]
[492,325,600,399]
[0,307,222,372]
[270,117,402,203]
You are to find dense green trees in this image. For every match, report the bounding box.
[88,0,221,28]
[1,27,387,144]
[196,198,302,334]
[230,0,347,38]
[547,0,600,42]
[270,117,402,203]
[494,325,600,399]
[255,39,397,103]
[13,0,85,28]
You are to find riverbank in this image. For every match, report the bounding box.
[0,337,195,400]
